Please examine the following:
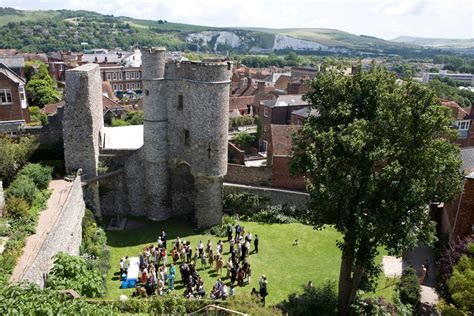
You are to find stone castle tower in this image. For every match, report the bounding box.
[63,64,104,216]
[63,48,231,228]
[142,48,231,227]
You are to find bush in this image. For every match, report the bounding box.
[233,131,255,148]
[224,192,268,217]
[111,119,129,126]
[4,197,30,218]
[0,136,37,184]
[125,110,144,125]
[28,106,48,126]
[251,205,300,224]
[46,252,105,297]
[18,163,53,190]
[398,267,421,308]
[446,253,474,312]
[281,280,338,316]
[5,175,38,205]
[351,295,389,316]
[205,215,239,237]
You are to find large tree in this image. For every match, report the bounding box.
[291,66,462,315]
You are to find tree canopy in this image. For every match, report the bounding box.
[291,65,462,314]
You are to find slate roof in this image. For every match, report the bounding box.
[291,107,319,118]
[0,56,24,68]
[461,147,474,174]
[0,63,25,84]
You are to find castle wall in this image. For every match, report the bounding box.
[19,177,85,287]
[63,64,104,216]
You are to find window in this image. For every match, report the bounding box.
[131,72,135,79]
[0,89,12,104]
[113,84,117,91]
[178,95,183,110]
[458,120,470,130]
[184,129,190,145]
[113,72,117,80]
[263,106,269,117]
[137,72,141,79]
[118,72,122,80]
[126,72,130,80]
[137,82,141,89]
[59,64,65,71]
[106,73,111,81]
[126,83,130,90]
[119,84,123,91]
[131,83,135,90]
[19,86,26,101]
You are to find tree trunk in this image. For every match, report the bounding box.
[338,239,355,316]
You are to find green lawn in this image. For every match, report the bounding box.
[105,218,394,306]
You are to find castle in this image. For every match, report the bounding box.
[63,48,232,228]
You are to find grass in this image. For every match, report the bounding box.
[105,217,395,306]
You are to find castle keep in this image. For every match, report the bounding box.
[63,48,231,227]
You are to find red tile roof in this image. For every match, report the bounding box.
[229,96,255,112]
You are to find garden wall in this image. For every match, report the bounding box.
[19,177,85,287]
[224,163,272,186]
[223,182,309,211]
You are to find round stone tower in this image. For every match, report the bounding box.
[141,47,170,220]
[166,60,232,227]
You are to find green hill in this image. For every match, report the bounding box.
[392,36,474,49]
[0,7,435,56]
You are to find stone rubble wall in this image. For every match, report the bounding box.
[20,177,85,287]
[223,182,309,212]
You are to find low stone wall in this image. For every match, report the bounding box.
[224,182,309,211]
[224,163,272,186]
[20,177,85,287]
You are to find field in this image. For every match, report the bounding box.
[105,218,396,306]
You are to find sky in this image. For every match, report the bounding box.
[3,0,474,40]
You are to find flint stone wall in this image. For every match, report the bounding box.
[20,177,85,287]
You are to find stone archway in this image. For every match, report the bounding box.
[170,161,195,216]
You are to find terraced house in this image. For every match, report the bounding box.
[0,63,29,133]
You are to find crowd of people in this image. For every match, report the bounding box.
[119,223,267,303]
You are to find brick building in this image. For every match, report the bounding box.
[267,124,305,190]
[0,63,29,133]
[441,100,474,147]
[441,147,474,241]
[259,94,307,151]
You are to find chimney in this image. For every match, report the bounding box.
[104,56,108,63]
[238,77,246,90]
[94,56,98,63]
[258,81,266,92]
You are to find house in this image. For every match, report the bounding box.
[267,124,305,190]
[0,63,29,133]
[229,95,255,116]
[290,107,319,125]
[259,95,308,151]
[0,56,25,78]
[441,147,474,241]
[48,51,83,82]
[291,66,318,82]
[442,99,474,147]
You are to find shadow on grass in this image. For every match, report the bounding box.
[105,216,203,248]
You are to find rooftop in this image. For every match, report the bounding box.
[103,125,144,150]
[261,95,307,108]
[0,56,25,69]
[291,107,319,118]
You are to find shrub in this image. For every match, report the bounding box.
[5,175,38,205]
[205,215,239,237]
[351,295,389,316]
[250,205,299,224]
[4,197,30,218]
[0,136,37,184]
[46,252,104,297]
[398,267,421,307]
[224,192,268,216]
[18,163,53,190]
[281,280,338,316]
[111,119,129,127]
[233,131,255,148]
[125,110,144,125]
[446,253,474,312]
[28,106,48,126]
